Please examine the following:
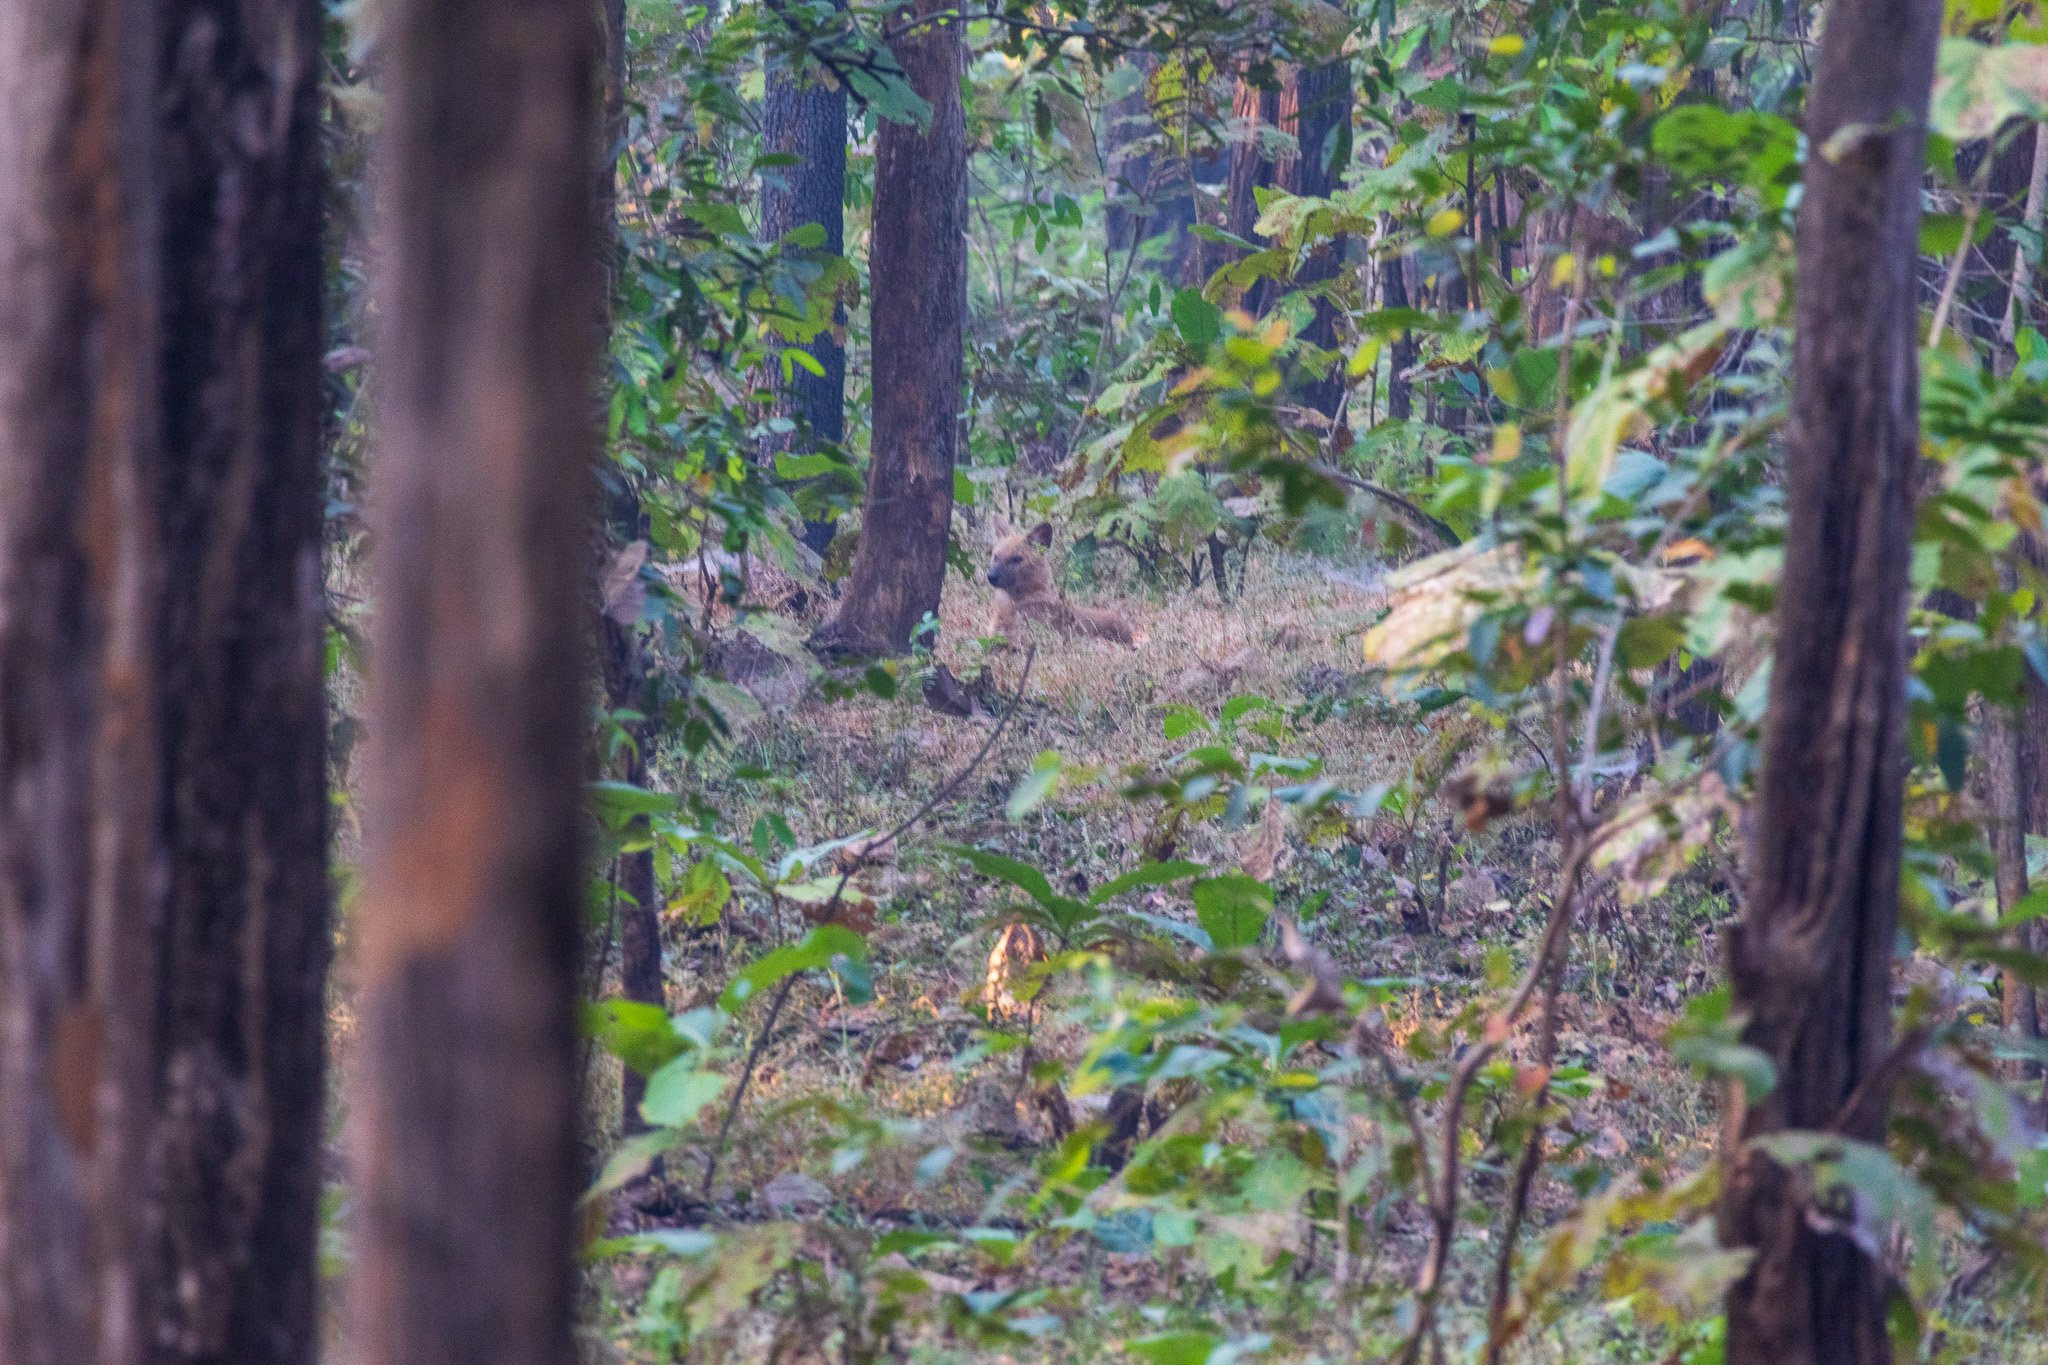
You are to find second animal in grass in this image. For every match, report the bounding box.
[985,520,1141,646]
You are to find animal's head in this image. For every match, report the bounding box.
[986,519,1054,595]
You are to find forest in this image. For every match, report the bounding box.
[13,0,2048,1360]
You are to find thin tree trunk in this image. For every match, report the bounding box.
[1997,125,2048,1063]
[0,6,163,1361]
[762,8,849,553]
[1380,243,1417,422]
[1988,680,2039,1060]
[592,0,666,1137]
[1718,0,1940,1358]
[1293,59,1353,417]
[151,1,331,1359]
[810,0,964,658]
[353,3,598,1365]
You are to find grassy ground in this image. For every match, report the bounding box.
[579,535,1757,1361]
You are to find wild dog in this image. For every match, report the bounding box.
[985,520,1142,646]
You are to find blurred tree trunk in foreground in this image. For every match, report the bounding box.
[1717,0,1940,1357]
[0,2,330,1361]
[352,0,598,1362]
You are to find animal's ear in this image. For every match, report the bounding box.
[990,515,1015,541]
[1027,521,1054,548]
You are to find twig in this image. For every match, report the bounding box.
[697,647,1040,1200]
[821,643,1039,908]
[1395,839,1590,1365]
[1481,893,1572,1364]
[1927,200,1980,350]
[2002,123,2048,351]
[1308,460,1462,549]
[700,972,799,1198]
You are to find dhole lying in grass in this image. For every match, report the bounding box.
[985,520,1141,646]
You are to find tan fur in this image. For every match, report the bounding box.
[985,521,1142,646]
[983,921,1046,1021]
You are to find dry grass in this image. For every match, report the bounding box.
[619,544,1723,1264]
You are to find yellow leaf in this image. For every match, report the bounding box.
[1551,252,1577,289]
[1660,537,1715,565]
[1347,338,1382,378]
[1426,207,1466,238]
[1489,34,1526,55]
[1489,423,1523,464]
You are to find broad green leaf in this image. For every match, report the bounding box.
[720,925,868,1011]
[584,999,686,1078]
[1193,874,1273,950]
[1171,288,1222,349]
[1127,1331,1218,1365]
[641,1058,727,1127]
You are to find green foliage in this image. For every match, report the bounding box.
[562,0,2048,1357]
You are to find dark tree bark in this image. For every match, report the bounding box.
[1104,56,1203,288]
[594,0,666,1136]
[0,8,164,1362]
[1717,0,1941,1358]
[150,1,331,1360]
[762,14,849,554]
[0,4,330,1363]
[811,0,965,658]
[1292,59,1354,417]
[1379,247,1418,422]
[353,2,598,1365]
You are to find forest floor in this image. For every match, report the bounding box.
[576,538,1764,1360]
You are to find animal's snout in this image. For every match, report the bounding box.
[986,568,1004,587]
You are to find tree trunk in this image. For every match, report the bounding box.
[353,1,597,1364]
[1292,59,1353,418]
[1988,681,2040,1061]
[762,11,849,554]
[150,1,332,1359]
[1225,78,1282,313]
[1380,245,1418,422]
[0,4,330,1362]
[810,0,965,658]
[1104,55,1202,287]
[1718,0,1940,1358]
[0,7,164,1362]
[594,0,666,1137]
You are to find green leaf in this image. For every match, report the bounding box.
[1089,859,1205,906]
[590,1127,688,1195]
[1007,751,1063,820]
[1171,288,1222,350]
[775,451,849,481]
[1127,1331,1218,1365]
[1937,718,1969,791]
[590,780,679,825]
[641,1058,727,1127]
[584,999,687,1078]
[1651,105,1798,189]
[944,844,1059,908]
[1669,1033,1778,1103]
[1919,211,1982,256]
[781,221,827,250]
[720,925,869,1011]
[1617,614,1687,669]
[1193,874,1273,950]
